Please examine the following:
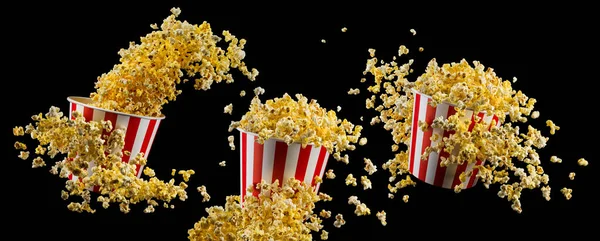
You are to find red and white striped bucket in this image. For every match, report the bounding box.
[67,97,165,188]
[238,128,330,202]
[408,91,500,190]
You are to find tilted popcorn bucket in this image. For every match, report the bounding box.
[407,91,500,190]
[67,97,165,191]
[237,128,330,203]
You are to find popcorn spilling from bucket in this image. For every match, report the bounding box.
[361,43,589,213]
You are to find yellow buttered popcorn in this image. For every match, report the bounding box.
[361,176,372,190]
[333,214,346,228]
[577,158,588,167]
[13,126,24,136]
[376,211,387,226]
[345,174,357,186]
[224,103,233,115]
[325,169,336,179]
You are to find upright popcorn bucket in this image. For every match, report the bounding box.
[238,128,330,202]
[67,97,165,191]
[407,91,500,190]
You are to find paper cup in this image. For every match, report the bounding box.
[238,128,330,202]
[67,97,165,191]
[407,91,500,190]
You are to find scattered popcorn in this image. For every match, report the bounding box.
[171,169,176,176]
[418,47,424,52]
[410,29,416,35]
[577,158,588,167]
[402,195,409,203]
[360,78,366,83]
[550,156,562,163]
[32,156,46,168]
[325,169,336,179]
[13,126,24,136]
[560,187,573,200]
[219,161,226,167]
[150,23,158,29]
[376,211,387,226]
[541,186,551,201]
[224,103,233,115]
[546,120,560,135]
[531,111,540,119]
[314,175,323,184]
[14,141,27,150]
[253,87,265,96]
[345,174,357,186]
[359,137,368,146]
[569,172,575,180]
[144,205,156,213]
[197,185,211,202]
[364,158,377,175]
[513,77,518,83]
[188,178,326,240]
[320,230,329,240]
[178,169,196,182]
[240,90,246,97]
[361,176,372,190]
[348,88,360,95]
[18,151,29,160]
[318,192,333,202]
[388,193,394,199]
[320,209,332,219]
[360,116,364,121]
[321,39,327,43]
[333,214,346,228]
[341,27,347,32]
[337,106,342,112]
[228,135,235,150]
[143,167,156,177]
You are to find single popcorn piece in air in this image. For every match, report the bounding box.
[410,29,416,35]
[348,88,360,95]
[550,156,562,163]
[319,209,332,219]
[546,120,560,135]
[224,103,233,115]
[321,39,327,43]
[219,161,226,167]
[325,169,336,179]
[364,158,377,175]
[341,27,347,32]
[13,126,24,136]
[568,172,575,180]
[361,176,372,190]
[577,158,588,167]
[359,137,368,146]
[560,187,573,200]
[531,111,540,119]
[345,174,357,186]
[402,195,409,203]
[253,87,265,96]
[333,214,346,228]
[376,211,387,226]
[321,230,329,240]
[419,47,424,52]
[240,90,246,97]
[228,135,235,150]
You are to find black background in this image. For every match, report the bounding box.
[5,1,597,240]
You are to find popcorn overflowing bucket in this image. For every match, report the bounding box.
[67,97,165,190]
[237,128,330,202]
[407,91,500,189]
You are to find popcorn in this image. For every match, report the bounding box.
[171,169,176,176]
[318,192,333,201]
[410,29,416,35]
[359,137,368,146]
[224,103,233,115]
[143,167,156,177]
[321,39,327,43]
[14,141,26,150]
[187,179,326,241]
[402,195,409,203]
[219,161,226,167]
[89,8,258,117]
[320,230,329,240]
[577,158,588,167]
[546,120,560,135]
[32,156,46,168]
[240,90,246,97]
[345,174,357,186]
[319,209,332,219]
[228,135,235,150]
[376,211,387,226]
[337,106,342,112]
[341,27,347,32]
[13,126,24,136]
[560,187,573,200]
[512,77,518,83]
[253,87,265,96]
[144,205,155,213]
[419,47,424,52]
[361,176,372,190]
[178,169,196,182]
[388,193,394,199]
[348,88,360,95]
[531,111,540,119]
[325,169,336,179]
[541,186,551,201]
[333,214,346,228]
[550,156,562,163]
[18,151,29,160]
[348,195,359,205]
[364,158,377,175]
[569,172,575,180]
[197,185,211,202]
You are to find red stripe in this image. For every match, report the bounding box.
[418,99,436,180]
[93,185,100,192]
[409,93,422,174]
[241,132,247,201]
[272,142,288,186]
[68,173,73,180]
[121,117,140,163]
[70,103,77,120]
[311,147,328,186]
[252,137,264,197]
[467,160,483,188]
[83,107,94,122]
[433,106,456,187]
[295,146,312,181]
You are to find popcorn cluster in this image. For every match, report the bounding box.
[13,107,191,213]
[362,45,588,212]
[188,178,327,241]
[89,7,258,117]
[231,93,362,163]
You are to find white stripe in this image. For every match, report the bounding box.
[144,119,161,158]
[245,134,255,197]
[463,161,477,188]
[462,109,474,124]
[283,143,301,184]
[261,139,276,185]
[130,118,149,160]
[114,114,131,161]
[240,131,244,200]
[304,145,321,184]
[442,163,458,189]
[412,94,429,176]
[425,104,449,184]
[315,150,330,193]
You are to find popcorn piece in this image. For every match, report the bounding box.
[228,135,235,150]
[224,103,233,115]
[541,186,551,201]
[345,174,357,186]
[240,90,246,97]
[361,176,373,190]
[13,126,24,136]
[337,106,342,112]
[402,195,409,203]
[550,156,562,163]
[18,151,30,160]
[560,187,573,200]
[577,158,588,167]
[171,169,176,176]
[546,120,560,135]
[219,161,226,167]
[319,209,332,219]
[143,167,156,177]
[14,141,27,150]
[569,172,575,180]
[314,176,323,184]
[360,78,366,83]
[368,48,376,57]
[410,29,416,35]
[348,195,359,205]
[318,192,333,201]
[418,47,424,52]
[321,39,327,43]
[531,111,540,119]
[376,211,387,226]
[341,27,347,32]
[143,205,155,213]
[320,230,329,240]
[325,169,336,179]
[197,185,211,202]
[333,214,346,228]
[388,193,394,199]
[354,202,371,216]
[253,87,265,96]
[32,157,46,168]
[359,137,368,146]
[364,158,377,175]
[150,23,158,29]
[178,169,195,182]
[348,88,360,95]
[512,77,518,83]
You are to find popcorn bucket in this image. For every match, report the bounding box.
[407,91,500,190]
[67,97,165,190]
[237,128,330,202]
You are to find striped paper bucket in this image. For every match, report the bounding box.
[67,97,164,189]
[238,128,330,202]
[408,91,500,190]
